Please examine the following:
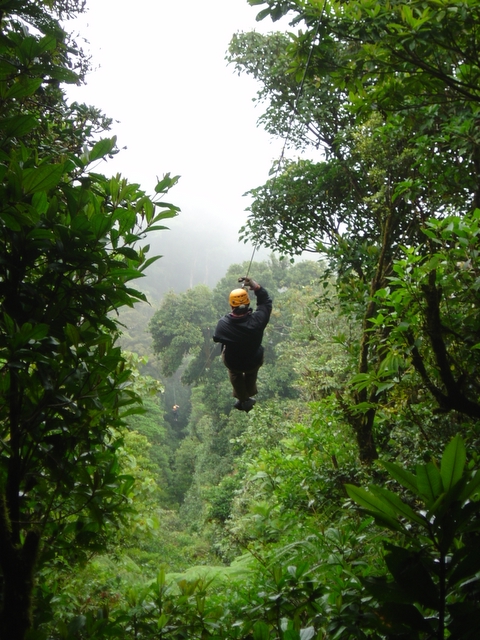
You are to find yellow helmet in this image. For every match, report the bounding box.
[229,288,250,307]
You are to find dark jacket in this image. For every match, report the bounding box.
[213,286,272,371]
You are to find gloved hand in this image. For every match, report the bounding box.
[239,276,259,290]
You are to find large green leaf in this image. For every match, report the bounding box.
[448,546,480,587]
[459,470,480,502]
[154,172,180,194]
[31,190,49,215]
[345,484,403,531]
[91,211,113,238]
[440,434,466,492]
[23,163,65,194]
[38,34,57,54]
[416,462,443,506]
[47,65,79,83]
[6,77,42,99]
[383,543,439,610]
[0,211,22,231]
[252,621,271,640]
[369,485,425,526]
[89,137,117,163]
[64,323,81,348]
[0,114,37,137]
[153,207,179,219]
[381,460,418,494]
[138,255,161,273]
[0,59,17,79]
[19,35,40,60]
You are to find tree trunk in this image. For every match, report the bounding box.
[353,408,379,464]
[337,392,379,464]
[340,212,399,464]
[0,497,39,640]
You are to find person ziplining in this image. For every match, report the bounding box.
[213,276,272,412]
[209,7,320,414]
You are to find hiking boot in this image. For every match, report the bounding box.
[234,400,243,410]
[241,398,256,413]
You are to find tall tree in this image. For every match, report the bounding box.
[0,2,179,637]
[230,0,480,461]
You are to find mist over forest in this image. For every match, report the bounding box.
[138,207,272,300]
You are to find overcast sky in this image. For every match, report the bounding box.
[66,0,294,291]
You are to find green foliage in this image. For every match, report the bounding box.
[125,395,179,505]
[43,565,230,639]
[347,434,480,638]
[41,515,385,639]
[52,434,476,640]
[231,0,480,462]
[277,282,356,402]
[16,2,480,635]
[149,285,217,381]
[171,436,199,505]
[206,475,241,524]
[0,1,180,637]
[369,210,480,420]
[224,399,367,553]
[176,399,252,532]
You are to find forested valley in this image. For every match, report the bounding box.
[1,1,480,639]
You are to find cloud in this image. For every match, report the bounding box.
[66,0,288,293]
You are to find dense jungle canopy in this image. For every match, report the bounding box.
[0,1,479,639]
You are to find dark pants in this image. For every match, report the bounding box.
[223,354,263,402]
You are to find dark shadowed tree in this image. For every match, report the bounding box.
[0,1,179,637]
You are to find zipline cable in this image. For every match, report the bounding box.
[165,17,326,389]
[244,244,257,280]
[240,9,324,281]
[195,12,326,380]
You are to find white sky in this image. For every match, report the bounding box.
[66,0,293,289]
